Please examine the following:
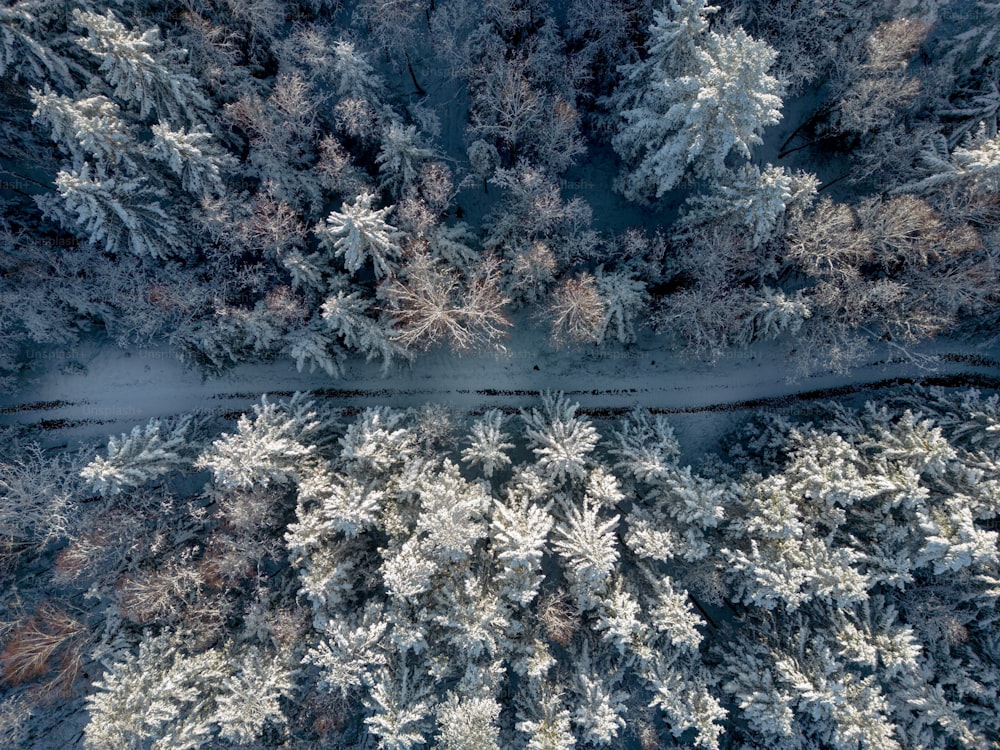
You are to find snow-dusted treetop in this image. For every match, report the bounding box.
[611,24,785,200]
[314,191,405,278]
[72,9,209,124]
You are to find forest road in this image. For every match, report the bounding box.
[2,335,1000,450]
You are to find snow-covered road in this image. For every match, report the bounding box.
[3,330,1000,457]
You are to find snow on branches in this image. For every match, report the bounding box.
[72,9,209,125]
[610,14,785,200]
[314,191,404,278]
[81,415,198,496]
[521,391,600,482]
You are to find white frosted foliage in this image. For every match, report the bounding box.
[81,414,196,495]
[315,191,404,277]
[522,392,600,482]
[462,409,515,477]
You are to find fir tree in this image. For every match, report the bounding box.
[195,393,325,490]
[81,415,197,496]
[72,9,209,125]
[680,164,818,248]
[376,122,437,196]
[594,268,647,345]
[521,392,600,482]
[148,124,229,196]
[31,90,133,168]
[610,22,785,199]
[314,191,405,278]
[84,632,292,750]
[462,409,515,478]
[51,163,187,259]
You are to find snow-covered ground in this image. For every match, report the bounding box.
[5,325,999,465]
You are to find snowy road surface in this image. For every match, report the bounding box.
[3,331,1000,456]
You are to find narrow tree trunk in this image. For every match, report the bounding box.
[405,52,427,97]
[687,593,720,630]
[818,172,851,192]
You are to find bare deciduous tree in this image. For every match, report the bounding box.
[382,253,511,351]
[546,273,606,346]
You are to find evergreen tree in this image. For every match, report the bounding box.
[593,268,647,345]
[462,409,515,478]
[376,123,437,196]
[81,415,197,496]
[148,124,229,196]
[84,632,292,750]
[895,131,1000,195]
[552,496,620,611]
[314,192,405,278]
[72,9,209,125]
[680,164,818,248]
[364,662,434,750]
[321,286,413,373]
[436,691,503,750]
[195,393,326,490]
[610,21,785,199]
[521,392,600,482]
[491,494,553,605]
[51,163,187,259]
[0,4,73,88]
[31,90,133,168]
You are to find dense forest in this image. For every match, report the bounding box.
[1,0,999,747]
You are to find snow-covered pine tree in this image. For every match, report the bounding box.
[337,406,419,479]
[749,287,811,340]
[593,267,647,344]
[287,503,371,623]
[0,4,73,88]
[552,496,620,611]
[195,393,326,490]
[84,632,292,750]
[515,689,577,750]
[427,222,479,270]
[321,285,413,373]
[643,0,718,77]
[148,124,229,196]
[643,652,727,750]
[610,21,785,200]
[376,123,437,196]
[304,602,389,697]
[50,163,187,259]
[521,392,600,482]
[612,409,681,485]
[723,472,870,611]
[330,37,394,131]
[490,494,553,605]
[315,191,405,278]
[894,131,1000,195]
[81,415,197,496]
[568,644,628,745]
[462,409,515,478]
[720,612,905,750]
[644,571,706,651]
[285,324,346,378]
[435,690,503,750]
[679,164,818,248]
[364,661,435,750]
[72,9,209,125]
[31,90,134,168]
